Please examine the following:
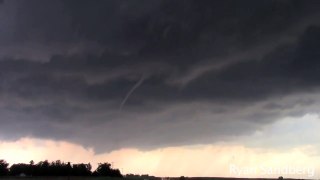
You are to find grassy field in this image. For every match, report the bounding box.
[0,177,300,180]
[0,177,126,180]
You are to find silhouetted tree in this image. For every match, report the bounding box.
[10,163,30,176]
[2,159,123,177]
[72,163,92,176]
[0,160,9,176]
[93,162,122,177]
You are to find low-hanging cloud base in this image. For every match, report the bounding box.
[0,1,320,176]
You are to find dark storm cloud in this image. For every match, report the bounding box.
[1,0,320,152]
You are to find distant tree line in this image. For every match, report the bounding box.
[0,159,122,177]
[125,173,160,180]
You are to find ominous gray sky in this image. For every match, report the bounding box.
[1,0,320,153]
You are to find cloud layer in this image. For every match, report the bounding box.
[0,0,320,153]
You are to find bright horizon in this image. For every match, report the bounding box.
[1,114,320,178]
